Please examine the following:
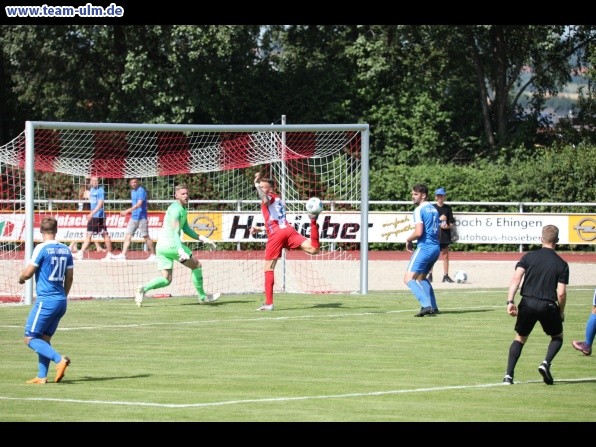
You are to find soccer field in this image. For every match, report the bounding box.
[0,287,594,422]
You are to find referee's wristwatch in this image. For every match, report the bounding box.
[507,300,515,305]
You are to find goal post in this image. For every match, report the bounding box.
[2,120,370,305]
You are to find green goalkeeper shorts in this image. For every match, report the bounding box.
[155,244,191,270]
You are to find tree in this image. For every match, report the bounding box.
[0,25,276,134]
[342,25,483,167]
[260,25,360,124]
[464,25,596,148]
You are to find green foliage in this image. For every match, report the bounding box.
[1,25,595,215]
[370,143,595,211]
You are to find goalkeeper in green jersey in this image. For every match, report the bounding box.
[134,184,220,307]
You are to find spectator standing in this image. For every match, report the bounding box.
[250,172,321,311]
[135,184,219,307]
[113,178,156,261]
[19,216,73,384]
[70,183,106,253]
[403,183,441,316]
[571,288,595,356]
[74,176,114,260]
[502,224,568,385]
[429,187,455,283]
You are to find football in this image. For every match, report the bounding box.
[454,270,468,284]
[305,197,324,215]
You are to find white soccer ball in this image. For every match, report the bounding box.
[454,271,468,284]
[305,197,324,215]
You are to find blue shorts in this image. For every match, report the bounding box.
[407,244,440,275]
[24,299,67,338]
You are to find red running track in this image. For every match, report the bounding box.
[3,250,595,262]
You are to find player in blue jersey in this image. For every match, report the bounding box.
[403,183,441,317]
[571,287,595,356]
[74,176,114,260]
[113,177,156,261]
[18,216,74,384]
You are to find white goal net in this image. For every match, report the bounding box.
[1,121,370,304]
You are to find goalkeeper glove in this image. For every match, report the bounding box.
[177,247,190,262]
[199,235,216,250]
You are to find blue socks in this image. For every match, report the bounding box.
[420,279,438,310]
[407,279,431,308]
[586,313,596,346]
[28,338,61,364]
[37,355,50,379]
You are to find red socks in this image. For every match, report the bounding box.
[265,270,274,305]
[310,220,320,249]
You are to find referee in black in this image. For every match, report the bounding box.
[502,224,569,385]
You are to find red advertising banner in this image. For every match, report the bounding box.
[0,211,165,243]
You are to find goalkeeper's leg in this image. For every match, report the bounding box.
[136,270,171,307]
[191,267,207,299]
[143,275,171,292]
[140,247,176,295]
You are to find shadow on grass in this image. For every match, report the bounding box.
[551,378,596,385]
[437,308,496,315]
[67,374,151,383]
[268,302,353,311]
[178,300,243,306]
[310,302,348,309]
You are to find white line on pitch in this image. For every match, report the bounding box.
[1,377,595,409]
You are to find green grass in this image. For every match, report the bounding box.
[0,287,594,422]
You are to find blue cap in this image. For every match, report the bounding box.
[435,187,446,196]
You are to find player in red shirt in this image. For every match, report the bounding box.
[250,172,321,311]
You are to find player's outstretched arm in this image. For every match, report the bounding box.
[198,235,216,250]
[254,173,268,203]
